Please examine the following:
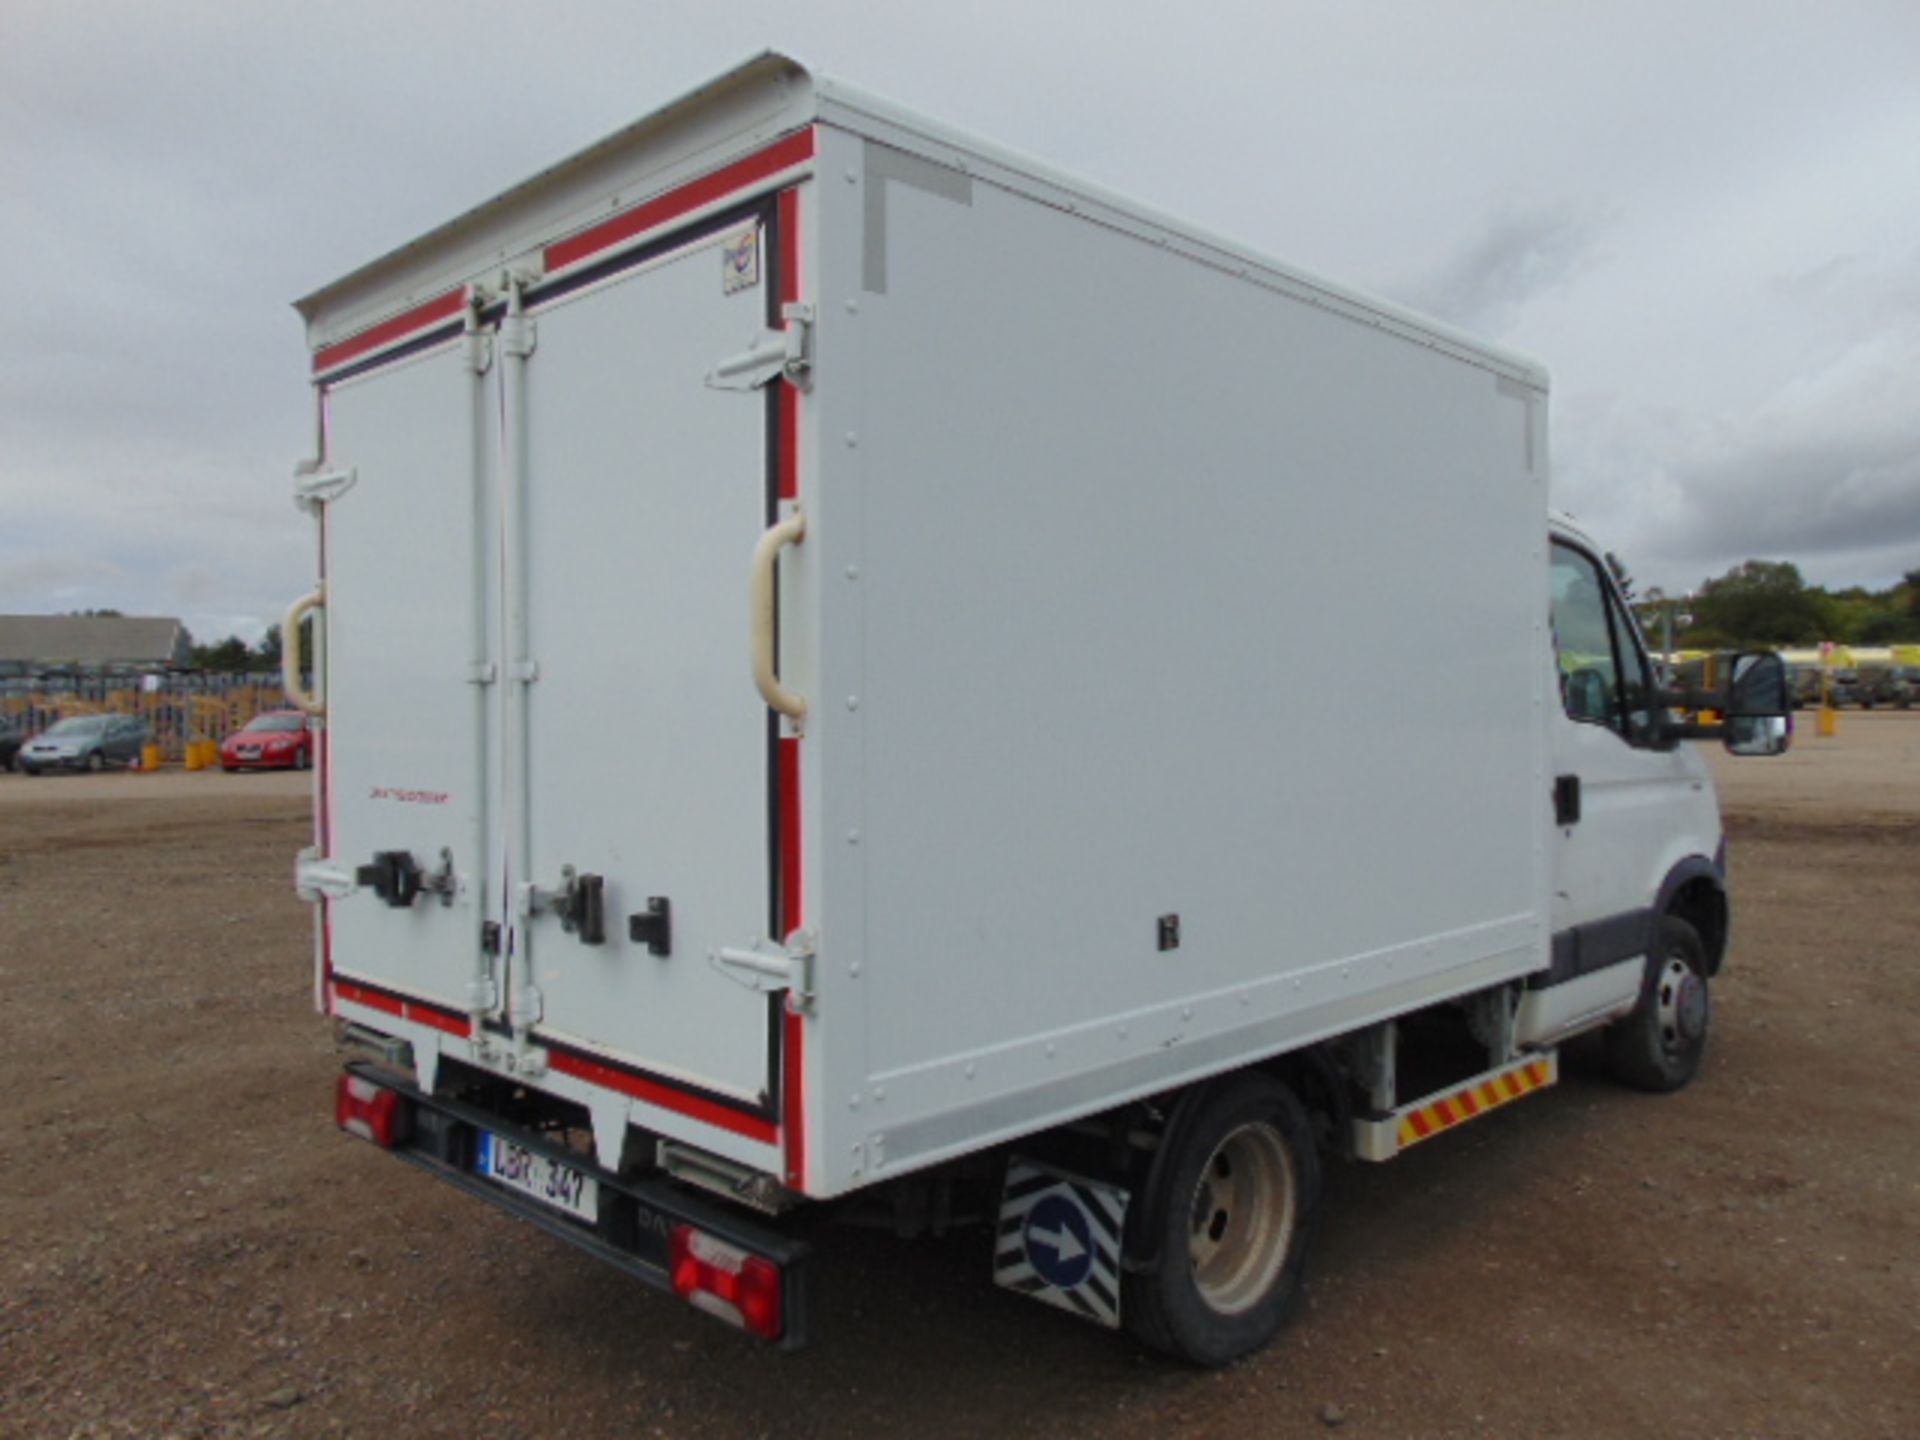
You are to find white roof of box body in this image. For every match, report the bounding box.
[295,51,1548,391]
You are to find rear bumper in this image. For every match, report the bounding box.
[341,1062,812,1347]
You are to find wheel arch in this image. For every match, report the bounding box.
[1654,856,1728,975]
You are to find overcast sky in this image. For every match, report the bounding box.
[2,0,1916,642]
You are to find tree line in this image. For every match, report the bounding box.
[1629,562,1920,649]
[188,626,288,672]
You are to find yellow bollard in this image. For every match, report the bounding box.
[199,739,220,768]
[140,743,161,772]
[1817,706,1838,738]
[184,740,206,772]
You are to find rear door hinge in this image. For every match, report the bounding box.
[500,313,537,360]
[294,846,356,902]
[706,304,814,392]
[292,462,358,516]
[712,931,817,1011]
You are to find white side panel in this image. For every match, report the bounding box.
[517,226,777,1104]
[814,131,1548,1188]
[323,341,497,1012]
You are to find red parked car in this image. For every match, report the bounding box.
[220,711,313,771]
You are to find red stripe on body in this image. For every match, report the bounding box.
[335,978,402,1019]
[1406,1109,1432,1139]
[312,288,467,374]
[332,978,473,1037]
[547,1050,778,1145]
[778,734,806,1188]
[546,129,816,274]
[1456,1089,1481,1118]
[776,185,802,501]
[773,184,808,1190]
[783,1007,807,1189]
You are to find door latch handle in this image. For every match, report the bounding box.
[524,865,606,945]
[627,897,672,957]
[355,847,456,908]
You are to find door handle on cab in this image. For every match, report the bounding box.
[1554,774,1582,826]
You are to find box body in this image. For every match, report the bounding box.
[298,54,1551,1199]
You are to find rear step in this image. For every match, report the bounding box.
[1352,1051,1559,1162]
[336,1062,811,1346]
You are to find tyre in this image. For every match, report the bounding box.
[1604,916,1710,1093]
[1121,1074,1320,1366]
[295,748,311,772]
[85,750,105,773]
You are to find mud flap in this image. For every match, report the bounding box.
[993,1159,1128,1329]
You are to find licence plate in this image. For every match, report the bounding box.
[474,1131,599,1223]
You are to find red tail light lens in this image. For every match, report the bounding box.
[669,1225,783,1340]
[335,1073,409,1148]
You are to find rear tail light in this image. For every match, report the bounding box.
[335,1073,409,1148]
[670,1224,783,1340]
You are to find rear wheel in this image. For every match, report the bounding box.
[295,748,311,772]
[85,750,105,773]
[1605,916,1710,1092]
[1122,1074,1320,1366]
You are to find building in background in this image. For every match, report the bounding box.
[0,614,192,678]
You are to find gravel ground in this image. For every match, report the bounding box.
[1,719,1916,1439]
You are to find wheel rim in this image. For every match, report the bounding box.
[1655,954,1706,1051]
[1188,1120,1296,1315]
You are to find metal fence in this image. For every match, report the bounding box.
[0,672,298,761]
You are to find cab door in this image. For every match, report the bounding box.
[1545,538,1714,1012]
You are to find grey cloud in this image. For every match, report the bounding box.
[5,1,1920,627]
[1388,198,1613,337]
[1667,323,1920,556]
[0,552,133,601]
[1554,319,1920,591]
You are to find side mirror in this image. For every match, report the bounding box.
[1653,650,1792,755]
[1723,652,1791,756]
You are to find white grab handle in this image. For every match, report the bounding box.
[282,586,326,716]
[751,508,807,723]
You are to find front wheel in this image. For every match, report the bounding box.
[1122,1074,1320,1366]
[1605,916,1710,1092]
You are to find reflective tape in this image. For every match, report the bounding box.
[1397,1055,1556,1150]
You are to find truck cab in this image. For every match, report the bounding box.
[1525,515,1730,1072]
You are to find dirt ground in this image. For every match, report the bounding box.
[2,717,1916,1440]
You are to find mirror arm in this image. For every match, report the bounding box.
[1654,686,1717,712]
[1657,717,1725,746]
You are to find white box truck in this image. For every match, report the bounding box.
[289,53,1791,1364]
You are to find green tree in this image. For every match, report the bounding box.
[191,636,253,672]
[1683,560,1824,647]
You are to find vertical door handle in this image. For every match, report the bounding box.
[282,587,326,715]
[750,507,807,723]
